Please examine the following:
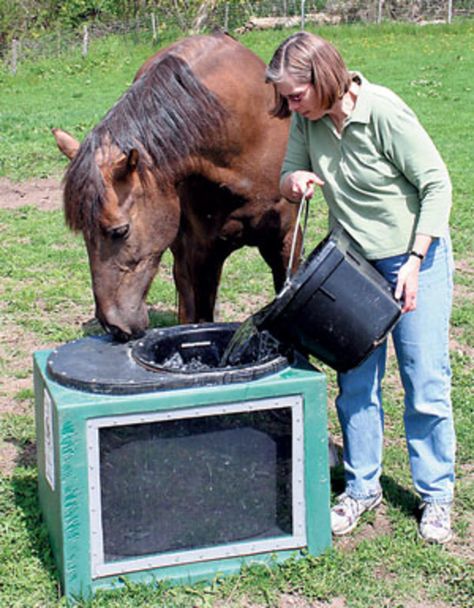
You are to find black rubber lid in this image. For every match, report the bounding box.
[46,323,289,395]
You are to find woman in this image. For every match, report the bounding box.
[266,32,455,544]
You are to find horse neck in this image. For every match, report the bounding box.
[184,154,253,201]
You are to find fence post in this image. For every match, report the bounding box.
[82,25,89,57]
[224,3,229,30]
[151,13,157,44]
[135,14,140,42]
[377,0,383,24]
[301,0,306,30]
[447,0,453,23]
[12,38,18,75]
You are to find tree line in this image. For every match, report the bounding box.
[0,1,256,47]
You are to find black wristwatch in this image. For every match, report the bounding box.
[409,250,424,261]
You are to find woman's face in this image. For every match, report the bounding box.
[276,75,325,121]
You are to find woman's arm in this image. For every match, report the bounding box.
[375,95,451,313]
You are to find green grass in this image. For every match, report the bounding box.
[0,20,472,608]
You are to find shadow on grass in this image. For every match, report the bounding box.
[148,307,178,328]
[13,439,37,469]
[11,468,60,590]
[380,474,420,518]
[330,464,420,517]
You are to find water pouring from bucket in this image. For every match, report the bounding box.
[221,190,402,373]
[219,311,280,368]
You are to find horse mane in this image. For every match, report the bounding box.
[64,48,230,234]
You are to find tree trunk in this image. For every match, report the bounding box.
[190,0,218,34]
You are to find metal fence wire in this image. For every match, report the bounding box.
[3,0,474,74]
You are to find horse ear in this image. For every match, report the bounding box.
[52,128,80,160]
[113,149,140,181]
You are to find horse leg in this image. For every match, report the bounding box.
[172,176,244,323]
[171,244,196,323]
[192,249,228,322]
[171,236,231,323]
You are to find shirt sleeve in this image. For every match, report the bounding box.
[375,98,452,238]
[280,113,312,189]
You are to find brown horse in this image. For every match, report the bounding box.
[53,33,296,341]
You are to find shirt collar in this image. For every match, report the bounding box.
[346,72,372,125]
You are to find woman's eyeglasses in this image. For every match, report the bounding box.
[282,83,312,104]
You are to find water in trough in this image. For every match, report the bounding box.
[157,313,280,372]
[158,320,280,372]
[219,306,278,368]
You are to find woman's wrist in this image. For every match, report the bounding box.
[409,250,425,261]
[410,234,433,262]
[405,254,422,271]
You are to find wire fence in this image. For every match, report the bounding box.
[4,0,474,75]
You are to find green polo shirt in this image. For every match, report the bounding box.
[280,73,452,259]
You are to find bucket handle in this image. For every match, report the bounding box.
[285,187,312,287]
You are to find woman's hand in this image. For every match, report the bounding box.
[281,171,325,202]
[395,256,422,313]
[395,235,432,313]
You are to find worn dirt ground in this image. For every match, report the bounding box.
[0,176,63,211]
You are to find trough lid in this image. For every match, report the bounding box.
[46,323,289,395]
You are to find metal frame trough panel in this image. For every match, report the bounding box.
[33,349,331,600]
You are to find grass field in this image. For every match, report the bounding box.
[0,20,473,608]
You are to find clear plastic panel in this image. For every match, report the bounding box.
[99,408,293,562]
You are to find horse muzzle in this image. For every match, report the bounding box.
[97,303,149,343]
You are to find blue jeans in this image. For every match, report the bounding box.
[336,236,455,504]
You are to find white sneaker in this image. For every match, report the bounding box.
[419,502,453,544]
[331,492,382,536]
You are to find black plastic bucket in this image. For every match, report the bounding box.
[257,226,402,372]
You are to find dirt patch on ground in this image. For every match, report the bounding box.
[214,596,347,608]
[402,602,451,608]
[0,176,63,211]
[0,316,59,476]
[0,440,19,477]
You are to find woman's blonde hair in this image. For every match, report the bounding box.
[266,32,352,118]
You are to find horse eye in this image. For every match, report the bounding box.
[108,224,130,240]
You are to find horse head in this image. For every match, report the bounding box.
[53,128,180,341]
[53,35,294,340]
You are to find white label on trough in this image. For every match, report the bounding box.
[43,388,55,491]
[181,341,212,348]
